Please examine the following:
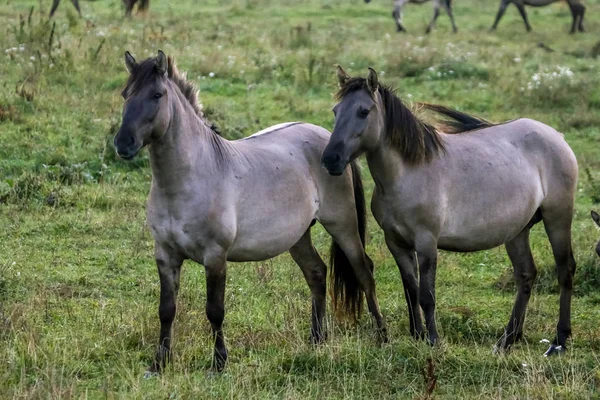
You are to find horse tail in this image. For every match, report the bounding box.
[419,103,494,134]
[445,0,452,8]
[330,161,367,322]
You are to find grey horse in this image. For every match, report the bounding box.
[322,67,578,356]
[113,51,387,373]
[490,0,585,33]
[365,0,458,33]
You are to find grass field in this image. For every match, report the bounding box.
[3,0,600,398]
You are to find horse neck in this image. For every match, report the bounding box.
[148,91,230,194]
[365,135,407,189]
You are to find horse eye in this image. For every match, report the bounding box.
[358,108,370,118]
[154,92,163,99]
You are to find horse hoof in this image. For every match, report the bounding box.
[543,344,565,357]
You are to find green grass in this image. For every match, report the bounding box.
[2,0,600,398]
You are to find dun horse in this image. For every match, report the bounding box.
[365,0,458,33]
[322,67,578,356]
[490,0,585,33]
[114,51,387,373]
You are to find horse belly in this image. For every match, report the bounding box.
[437,183,543,252]
[227,219,313,262]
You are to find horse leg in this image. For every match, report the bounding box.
[416,233,439,345]
[50,0,61,17]
[443,0,458,33]
[425,5,441,34]
[386,236,424,340]
[149,244,183,373]
[495,227,537,351]
[392,0,407,32]
[569,2,585,33]
[490,0,510,31]
[514,3,532,32]
[70,0,81,16]
[289,228,328,343]
[542,210,576,356]
[124,0,135,17]
[204,253,228,371]
[323,221,387,343]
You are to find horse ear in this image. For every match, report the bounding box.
[156,50,168,75]
[592,210,600,227]
[367,67,379,93]
[336,65,350,87]
[124,51,137,74]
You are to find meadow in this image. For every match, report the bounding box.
[2,0,600,398]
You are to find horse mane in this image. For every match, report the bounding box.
[335,77,444,165]
[335,78,496,164]
[418,103,494,134]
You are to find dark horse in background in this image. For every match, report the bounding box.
[490,0,585,33]
[49,0,149,17]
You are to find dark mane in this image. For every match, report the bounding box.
[418,103,494,134]
[122,55,223,136]
[335,77,444,165]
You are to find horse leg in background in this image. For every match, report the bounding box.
[50,0,60,17]
[204,254,228,371]
[495,227,537,352]
[289,229,328,343]
[567,1,585,33]
[542,209,576,356]
[425,3,441,34]
[149,245,184,374]
[578,2,586,32]
[442,0,458,33]
[392,0,408,32]
[416,233,439,345]
[386,237,424,340]
[70,0,81,16]
[490,0,510,31]
[514,2,532,32]
[124,0,137,17]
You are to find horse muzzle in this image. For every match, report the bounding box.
[321,152,347,176]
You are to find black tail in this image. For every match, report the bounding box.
[330,161,368,322]
[445,0,452,8]
[419,103,494,134]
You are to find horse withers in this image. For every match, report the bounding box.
[114,51,387,373]
[322,66,578,356]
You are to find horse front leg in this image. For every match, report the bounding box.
[149,244,183,374]
[490,0,510,31]
[386,237,424,340]
[204,254,228,371]
[425,5,440,34]
[416,234,439,345]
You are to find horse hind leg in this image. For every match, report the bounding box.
[495,215,539,352]
[570,2,586,33]
[320,218,388,343]
[514,2,532,32]
[541,206,576,356]
[289,228,328,343]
